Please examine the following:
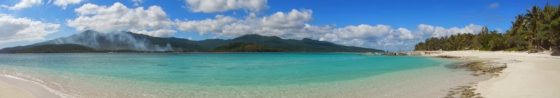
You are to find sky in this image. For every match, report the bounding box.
[0,0,558,51]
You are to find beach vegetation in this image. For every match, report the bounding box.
[416,4,560,52]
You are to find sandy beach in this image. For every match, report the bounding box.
[0,74,62,98]
[424,50,560,98]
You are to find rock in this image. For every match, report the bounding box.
[454,61,507,76]
[383,52,408,56]
[528,49,540,53]
[445,86,484,98]
[552,47,560,56]
[436,55,461,59]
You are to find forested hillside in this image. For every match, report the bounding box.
[1,32,382,53]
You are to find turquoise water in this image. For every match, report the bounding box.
[0,53,443,85]
[0,53,468,98]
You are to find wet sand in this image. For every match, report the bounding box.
[0,75,62,98]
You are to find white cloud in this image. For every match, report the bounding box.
[176,15,238,35]
[67,2,176,37]
[319,24,420,50]
[53,0,83,9]
[396,28,414,39]
[0,14,60,45]
[185,0,267,13]
[177,9,313,38]
[1,0,84,10]
[1,0,42,10]
[331,24,391,39]
[222,9,313,38]
[418,24,483,38]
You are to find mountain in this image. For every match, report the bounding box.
[0,44,95,53]
[0,30,383,53]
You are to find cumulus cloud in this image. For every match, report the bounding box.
[319,25,420,51]
[176,9,483,51]
[1,0,42,10]
[176,15,238,35]
[418,24,483,38]
[320,24,483,51]
[0,14,60,45]
[53,0,83,9]
[1,0,82,10]
[178,9,315,39]
[67,2,176,37]
[177,9,309,38]
[185,0,267,13]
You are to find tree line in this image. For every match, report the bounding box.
[415,4,560,51]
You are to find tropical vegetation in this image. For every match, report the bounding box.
[415,5,560,52]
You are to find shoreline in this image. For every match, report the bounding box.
[0,53,485,98]
[0,74,65,98]
[421,50,560,98]
[0,52,514,98]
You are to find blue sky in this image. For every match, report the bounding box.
[0,0,558,50]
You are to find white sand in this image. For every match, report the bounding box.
[0,75,62,98]
[423,50,560,98]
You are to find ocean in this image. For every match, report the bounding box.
[0,53,485,98]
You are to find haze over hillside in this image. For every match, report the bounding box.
[0,30,382,53]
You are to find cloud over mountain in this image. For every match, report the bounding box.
[67,2,176,37]
[177,9,314,38]
[0,14,60,45]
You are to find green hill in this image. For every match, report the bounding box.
[1,31,382,53]
[0,44,95,53]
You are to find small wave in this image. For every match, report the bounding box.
[1,74,73,98]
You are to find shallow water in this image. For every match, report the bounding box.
[0,53,486,98]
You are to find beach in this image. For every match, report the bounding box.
[0,51,557,98]
[0,53,483,98]
[0,75,62,98]
[423,50,560,98]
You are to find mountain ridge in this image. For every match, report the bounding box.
[0,30,383,53]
